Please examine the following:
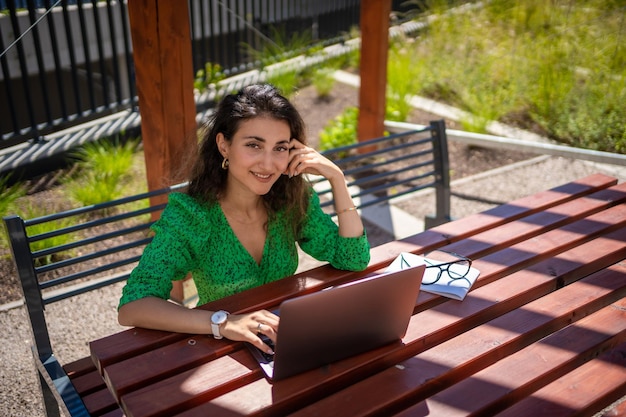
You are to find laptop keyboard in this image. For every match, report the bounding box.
[259,335,275,365]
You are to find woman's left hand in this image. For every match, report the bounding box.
[285,139,343,181]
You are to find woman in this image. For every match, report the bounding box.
[118,84,370,354]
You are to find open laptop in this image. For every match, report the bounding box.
[247,263,425,381]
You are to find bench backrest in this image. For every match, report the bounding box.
[3,183,187,360]
[317,119,450,227]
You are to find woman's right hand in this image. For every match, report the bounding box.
[221,310,279,354]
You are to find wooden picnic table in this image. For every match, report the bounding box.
[82,173,626,417]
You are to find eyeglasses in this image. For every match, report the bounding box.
[401,250,472,286]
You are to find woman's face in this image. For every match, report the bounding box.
[217,117,292,197]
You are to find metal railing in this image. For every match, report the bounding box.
[384,120,626,167]
[0,0,416,172]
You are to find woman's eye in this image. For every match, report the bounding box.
[246,142,261,149]
[276,145,289,152]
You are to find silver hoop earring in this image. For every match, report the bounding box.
[221,158,229,170]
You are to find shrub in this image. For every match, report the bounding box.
[64,138,139,206]
[194,62,226,92]
[266,69,300,99]
[312,66,336,99]
[319,107,359,151]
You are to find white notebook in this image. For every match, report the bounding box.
[386,252,480,301]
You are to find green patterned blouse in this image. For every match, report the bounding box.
[119,191,370,307]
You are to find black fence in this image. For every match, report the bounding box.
[0,0,416,171]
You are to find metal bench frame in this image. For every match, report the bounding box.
[4,183,186,416]
[318,119,451,228]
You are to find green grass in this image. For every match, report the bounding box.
[20,203,76,266]
[0,175,27,249]
[394,0,625,151]
[387,37,420,122]
[266,69,301,99]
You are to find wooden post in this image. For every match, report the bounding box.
[358,0,391,143]
[127,0,197,197]
[128,0,197,303]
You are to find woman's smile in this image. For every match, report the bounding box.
[251,171,273,182]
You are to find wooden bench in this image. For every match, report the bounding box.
[85,173,626,417]
[3,120,451,416]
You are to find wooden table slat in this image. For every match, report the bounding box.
[415,298,626,417]
[467,203,626,291]
[70,369,109,396]
[64,356,99,378]
[404,173,618,245]
[442,181,626,259]
[494,341,626,417]
[119,349,262,417]
[104,335,240,401]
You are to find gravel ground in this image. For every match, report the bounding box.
[2,156,624,417]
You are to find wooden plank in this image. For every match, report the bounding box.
[64,356,97,378]
[463,203,626,292]
[289,262,626,417]
[403,173,618,247]
[415,298,626,417]
[64,357,122,416]
[119,349,261,417]
[104,335,242,401]
[373,180,626,313]
[122,229,626,417]
[90,327,186,374]
[81,387,122,417]
[442,181,626,258]
[70,370,108,396]
[495,342,626,417]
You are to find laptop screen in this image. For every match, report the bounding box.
[248,263,425,381]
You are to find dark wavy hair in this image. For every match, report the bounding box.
[187,84,310,234]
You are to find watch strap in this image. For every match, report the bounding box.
[211,322,223,339]
[211,310,229,339]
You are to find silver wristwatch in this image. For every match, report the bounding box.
[210,310,229,339]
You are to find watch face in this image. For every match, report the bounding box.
[213,311,228,324]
